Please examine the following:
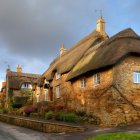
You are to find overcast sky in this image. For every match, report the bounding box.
[0,0,140,84]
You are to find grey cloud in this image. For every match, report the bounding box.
[0,0,108,60]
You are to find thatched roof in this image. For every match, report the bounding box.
[66,28,140,81]
[43,30,108,81]
[7,71,40,90]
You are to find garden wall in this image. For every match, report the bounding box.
[0,114,85,133]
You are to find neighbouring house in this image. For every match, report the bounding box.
[1,81,6,94]
[6,65,40,109]
[35,16,140,125]
[0,81,6,108]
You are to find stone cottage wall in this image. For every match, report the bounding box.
[111,56,140,124]
[113,56,140,107]
[71,69,113,116]
[51,73,74,109]
[13,90,22,96]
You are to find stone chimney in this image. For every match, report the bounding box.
[6,65,10,73]
[16,65,22,73]
[96,16,106,36]
[60,44,66,56]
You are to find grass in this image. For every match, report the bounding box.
[85,133,140,140]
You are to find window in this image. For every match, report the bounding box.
[94,73,100,85]
[56,72,61,80]
[134,72,140,83]
[21,83,32,89]
[80,78,86,88]
[56,86,60,98]
[36,87,40,103]
[44,89,49,101]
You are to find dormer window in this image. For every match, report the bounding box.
[21,83,32,89]
[56,72,61,80]
[80,78,86,88]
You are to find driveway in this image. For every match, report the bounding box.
[0,121,139,140]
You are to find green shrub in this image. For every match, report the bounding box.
[54,112,62,121]
[59,112,77,123]
[11,96,28,108]
[0,108,8,114]
[38,112,45,119]
[11,103,22,108]
[45,111,54,120]
[30,113,39,118]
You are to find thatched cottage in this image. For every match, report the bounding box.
[36,16,140,125]
[6,65,40,108]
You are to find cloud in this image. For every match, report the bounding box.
[0,0,109,60]
[0,0,140,81]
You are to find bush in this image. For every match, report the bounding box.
[88,115,101,125]
[11,96,28,108]
[54,112,61,121]
[59,112,77,123]
[36,101,64,114]
[45,111,54,120]
[24,105,36,116]
[30,113,39,118]
[11,103,22,108]
[0,108,8,114]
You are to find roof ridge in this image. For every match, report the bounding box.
[7,71,41,77]
[102,36,140,48]
[49,30,102,66]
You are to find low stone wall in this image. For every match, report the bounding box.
[0,114,85,133]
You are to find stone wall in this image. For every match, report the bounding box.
[0,114,85,133]
[113,56,140,107]
[72,69,113,91]
[13,90,22,96]
[71,69,113,114]
[51,73,75,109]
[111,56,140,125]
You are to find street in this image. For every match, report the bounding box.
[0,121,51,140]
[0,121,140,140]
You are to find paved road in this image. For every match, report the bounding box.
[0,121,140,140]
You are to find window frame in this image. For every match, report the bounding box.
[55,86,60,98]
[21,83,32,89]
[80,78,86,88]
[44,89,49,101]
[56,72,61,80]
[94,73,100,85]
[133,71,140,83]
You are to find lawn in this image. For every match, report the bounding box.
[85,133,140,140]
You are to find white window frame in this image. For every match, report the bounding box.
[94,73,100,85]
[133,72,140,83]
[56,86,60,98]
[44,89,49,101]
[36,87,40,103]
[80,78,86,88]
[21,83,32,89]
[56,72,61,80]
